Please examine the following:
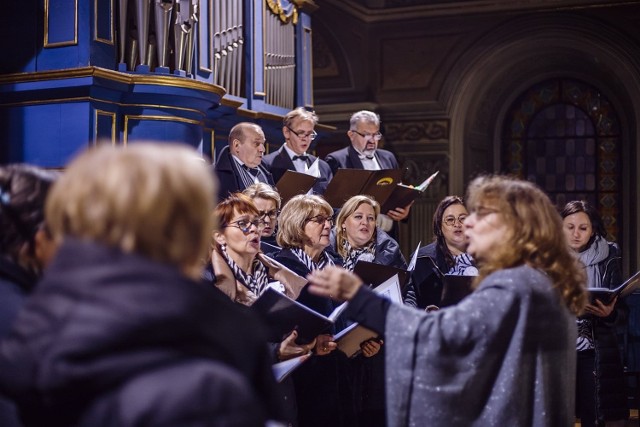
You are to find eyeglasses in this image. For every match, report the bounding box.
[306,215,334,226]
[443,215,468,227]
[286,126,317,141]
[258,209,280,220]
[223,218,265,233]
[351,130,382,142]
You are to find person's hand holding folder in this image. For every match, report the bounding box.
[583,295,618,318]
[277,330,317,361]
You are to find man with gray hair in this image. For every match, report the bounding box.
[325,110,412,233]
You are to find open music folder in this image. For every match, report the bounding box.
[334,274,403,358]
[275,169,319,204]
[251,287,348,345]
[588,270,640,304]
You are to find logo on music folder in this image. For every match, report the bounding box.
[376,177,394,186]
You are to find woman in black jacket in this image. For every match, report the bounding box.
[0,164,56,427]
[275,194,355,427]
[562,200,628,427]
[405,195,476,309]
[330,194,406,426]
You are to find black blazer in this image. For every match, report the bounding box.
[213,146,275,202]
[324,145,399,175]
[262,146,333,195]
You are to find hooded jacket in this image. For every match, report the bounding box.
[0,239,285,426]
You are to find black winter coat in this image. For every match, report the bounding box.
[0,258,37,427]
[329,229,407,427]
[583,242,629,422]
[405,241,449,309]
[274,249,356,427]
[0,239,285,427]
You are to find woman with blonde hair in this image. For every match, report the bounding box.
[274,194,356,427]
[331,194,406,426]
[332,194,406,273]
[308,175,586,426]
[242,182,281,254]
[0,143,286,426]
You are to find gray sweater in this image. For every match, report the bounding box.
[384,265,576,427]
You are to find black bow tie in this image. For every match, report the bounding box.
[359,154,374,160]
[292,155,309,162]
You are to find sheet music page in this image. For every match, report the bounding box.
[306,159,321,178]
[372,274,402,303]
[407,242,421,272]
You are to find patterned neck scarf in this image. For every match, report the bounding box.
[447,253,478,276]
[342,239,376,272]
[290,247,334,273]
[220,245,269,296]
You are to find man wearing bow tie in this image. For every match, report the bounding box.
[325,110,413,232]
[213,122,275,202]
[262,107,333,195]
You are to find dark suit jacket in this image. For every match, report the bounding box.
[324,145,399,175]
[262,146,333,195]
[213,145,275,202]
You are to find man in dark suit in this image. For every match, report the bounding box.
[262,107,333,195]
[213,122,275,202]
[324,110,412,233]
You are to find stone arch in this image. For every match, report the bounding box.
[446,13,640,269]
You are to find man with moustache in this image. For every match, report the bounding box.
[213,122,275,201]
[325,110,412,234]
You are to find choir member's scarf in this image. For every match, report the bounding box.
[290,247,334,272]
[342,239,376,272]
[447,253,478,276]
[220,245,269,296]
[575,235,610,351]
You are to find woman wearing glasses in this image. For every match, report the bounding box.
[307,175,586,426]
[405,195,477,309]
[262,107,333,195]
[274,194,356,427]
[205,193,329,426]
[243,183,281,256]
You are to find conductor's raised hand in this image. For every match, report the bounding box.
[307,266,363,302]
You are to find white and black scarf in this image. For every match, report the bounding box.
[290,247,334,273]
[447,253,478,276]
[342,239,376,272]
[220,245,269,296]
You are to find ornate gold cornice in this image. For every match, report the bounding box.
[0,66,226,96]
[266,0,298,25]
[291,0,319,14]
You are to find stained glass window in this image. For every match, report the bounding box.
[503,79,621,242]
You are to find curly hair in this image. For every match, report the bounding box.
[466,175,586,315]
